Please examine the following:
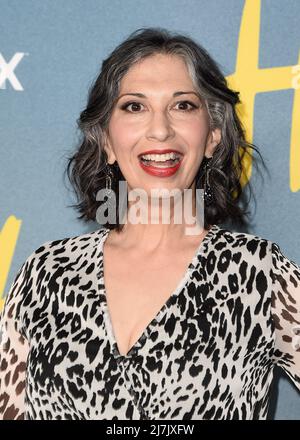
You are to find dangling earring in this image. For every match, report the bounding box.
[104,162,115,206]
[203,161,214,205]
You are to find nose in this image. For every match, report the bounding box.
[145,109,175,142]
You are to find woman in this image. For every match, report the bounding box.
[0,28,299,420]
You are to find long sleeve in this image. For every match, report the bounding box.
[270,241,300,391]
[0,253,36,420]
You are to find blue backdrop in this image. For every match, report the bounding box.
[1,0,299,419]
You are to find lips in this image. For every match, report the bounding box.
[138,149,184,177]
[138,149,183,158]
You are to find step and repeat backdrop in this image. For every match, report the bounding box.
[1,0,299,419]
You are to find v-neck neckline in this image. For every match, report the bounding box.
[95,224,220,361]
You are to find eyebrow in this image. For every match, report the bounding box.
[116,91,201,101]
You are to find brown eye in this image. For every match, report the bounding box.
[120,101,143,112]
[175,101,198,111]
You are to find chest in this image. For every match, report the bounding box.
[102,245,195,357]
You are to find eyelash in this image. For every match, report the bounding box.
[120,100,199,113]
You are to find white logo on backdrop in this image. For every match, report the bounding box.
[0,52,28,91]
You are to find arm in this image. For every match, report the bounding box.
[0,255,35,420]
[270,241,300,390]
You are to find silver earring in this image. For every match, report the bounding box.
[104,162,115,206]
[203,162,214,205]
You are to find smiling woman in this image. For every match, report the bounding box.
[65,28,264,232]
[0,27,299,421]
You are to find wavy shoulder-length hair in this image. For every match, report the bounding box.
[65,27,267,232]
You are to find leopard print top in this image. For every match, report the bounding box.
[0,224,299,420]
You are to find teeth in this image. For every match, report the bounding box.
[140,152,180,162]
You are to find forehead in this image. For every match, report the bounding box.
[119,54,195,91]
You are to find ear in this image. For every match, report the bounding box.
[204,127,221,159]
[103,129,117,165]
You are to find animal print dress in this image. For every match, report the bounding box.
[0,224,299,420]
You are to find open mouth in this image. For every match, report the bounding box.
[138,152,183,168]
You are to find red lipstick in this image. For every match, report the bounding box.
[138,150,183,177]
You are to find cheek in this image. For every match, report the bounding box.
[180,118,210,149]
[108,118,139,153]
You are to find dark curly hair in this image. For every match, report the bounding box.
[65,27,267,232]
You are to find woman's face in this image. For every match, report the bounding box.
[104,53,221,194]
